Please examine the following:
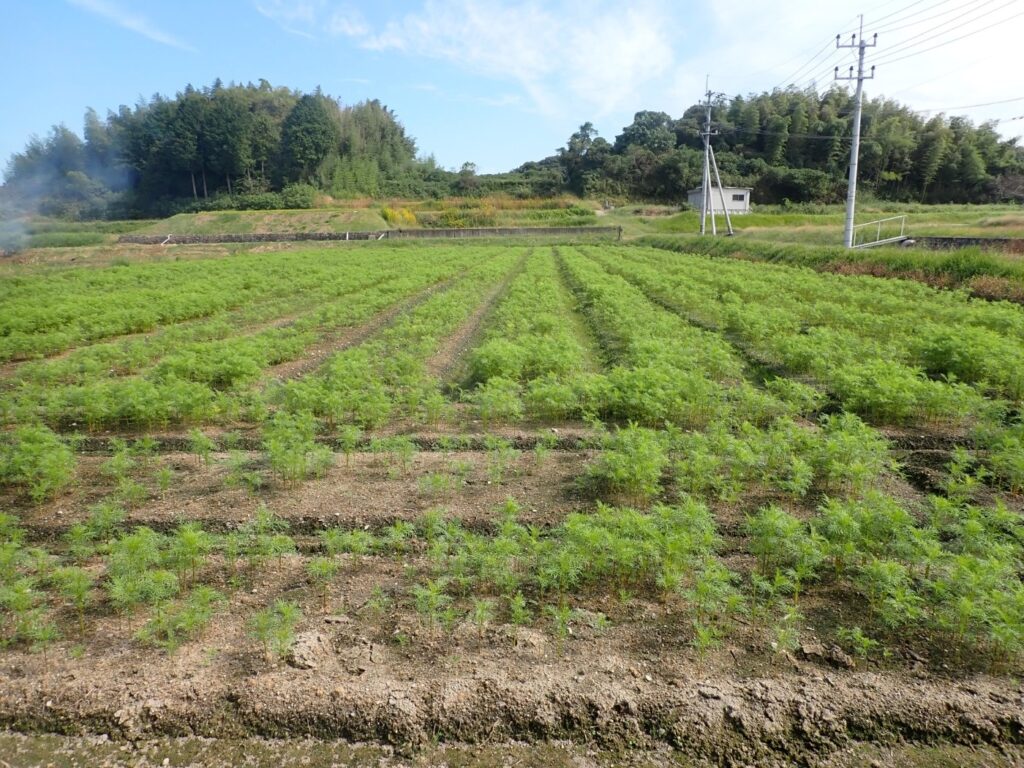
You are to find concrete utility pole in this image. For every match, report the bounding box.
[699,79,734,237]
[836,16,876,248]
[700,80,713,236]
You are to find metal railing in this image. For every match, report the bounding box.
[852,215,908,248]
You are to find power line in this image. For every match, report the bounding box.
[868,7,1024,67]
[884,52,988,96]
[771,15,863,90]
[916,95,1024,113]
[867,0,935,25]
[868,0,1013,63]
[869,0,993,35]
[773,38,838,90]
[722,127,853,141]
[868,0,961,33]
[800,48,854,90]
[749,15,860,82]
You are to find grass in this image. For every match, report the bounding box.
[638,234,1024,301]
[645,203,1024,244]
[137,208,389,235]
[2,218,158,252]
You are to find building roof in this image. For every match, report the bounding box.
[686,186,753,194]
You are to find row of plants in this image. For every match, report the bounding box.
[1,249,483,430]
[585,419,892,508]
[272,247,524,429]
[582,245,1023,490]
[639,236,1024,302]
[0,248,405,361]
[460,249,599,424]
[3,249,425,389]
[3,479,1020,664]
[0,504,303,658]
[553,246,801,428]
[596,244,1023,413]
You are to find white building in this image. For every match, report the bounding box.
[687,186,752,215]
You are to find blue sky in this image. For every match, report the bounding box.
[2,0,1022,175]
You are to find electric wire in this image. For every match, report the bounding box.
[768,13,864,90]
[866,0,935,25]
[869,1,1021,67]
[870,0,1013,61]
[749,14,859,82]
[917,95,1024,112]
[773,38,838,89]
[867,0,980,34]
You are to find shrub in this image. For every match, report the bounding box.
[248,600,302,661]
[0,425,75,502]
[584,424,669,505]
[263,411,333,483]
[278,183,318,209]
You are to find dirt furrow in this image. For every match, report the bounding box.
[425,251,530,382]
[263,275,464,383]
[1,654,1021,767]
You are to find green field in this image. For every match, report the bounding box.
[0,240,1022,761]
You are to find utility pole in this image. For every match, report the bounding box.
[836,16,876,248]
[700,79,713,235]
[699,78,734,237]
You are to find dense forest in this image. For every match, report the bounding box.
[539,89,1024,205]
[0,80,442,219]
[2,79,1023,219]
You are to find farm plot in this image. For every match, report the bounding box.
[1,241,1023,765]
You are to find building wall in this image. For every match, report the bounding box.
[687,188,751,214]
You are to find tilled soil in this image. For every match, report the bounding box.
[4,445,1024,765]
[12,449,592,539]
[2,605,1023,768]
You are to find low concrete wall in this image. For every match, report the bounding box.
[118,226,622,246]
[118,231,380,245]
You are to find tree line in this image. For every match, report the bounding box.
[539,87,1024,205]
[1,80,441,218]
[2,80,1023,219]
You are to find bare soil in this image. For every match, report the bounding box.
[2,581,1023,768]
[4,446,1024,766]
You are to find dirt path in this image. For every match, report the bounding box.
[264,276,463,383]
[1,635,1021,767]
[425,251,529,383]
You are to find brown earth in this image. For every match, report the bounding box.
[2,574,1023,768]
[3,444,1024,765]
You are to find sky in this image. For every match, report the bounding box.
[1,0,1022,174]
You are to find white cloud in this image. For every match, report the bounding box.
[655,0,1024,142]
[328,7,369,37]
[67,0,196,52]
[254,0,323,28]
[250,0,1024,141]
[255,0,677,119]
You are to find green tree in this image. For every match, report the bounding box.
[280,93,341,184]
